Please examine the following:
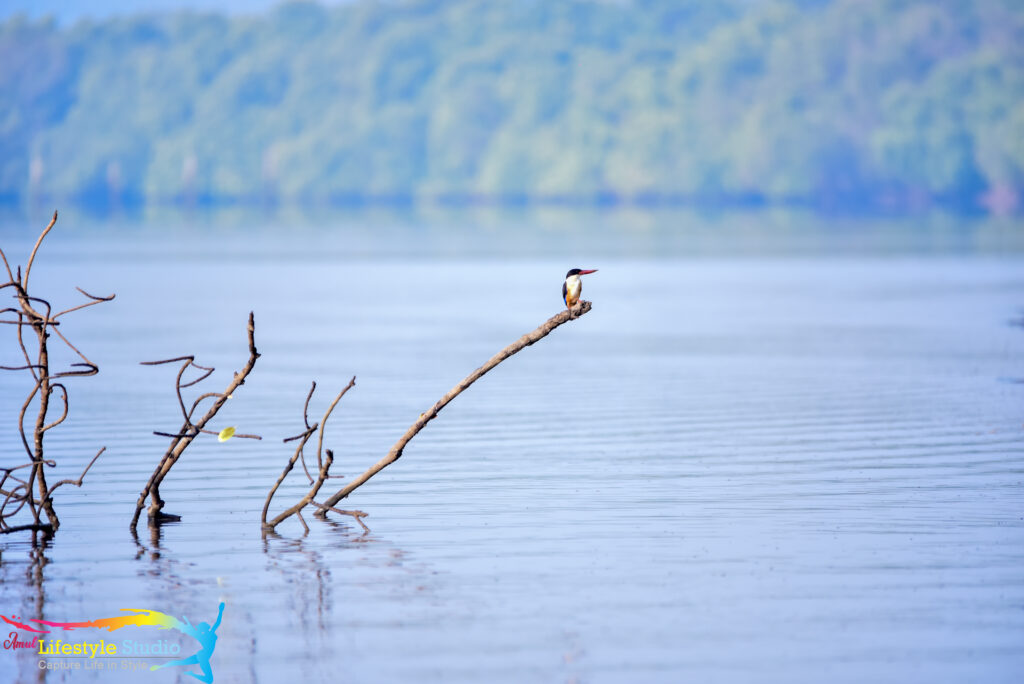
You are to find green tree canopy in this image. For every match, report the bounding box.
[1,0,1021,211]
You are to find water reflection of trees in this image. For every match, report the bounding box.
[261,519,360,637]
[1,516,434,682]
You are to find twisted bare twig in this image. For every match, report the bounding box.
[130,312,261,531]
[0,211,112,537]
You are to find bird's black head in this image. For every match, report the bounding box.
[565,268,598,278]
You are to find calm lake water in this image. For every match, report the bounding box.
[1,206,1023,683]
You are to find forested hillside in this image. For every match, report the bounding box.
[2,0,1022,210]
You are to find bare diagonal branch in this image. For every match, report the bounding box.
[318,301,593,515]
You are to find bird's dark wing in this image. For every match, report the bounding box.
[561,280,568,305]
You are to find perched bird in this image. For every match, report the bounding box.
[562,268,597,318]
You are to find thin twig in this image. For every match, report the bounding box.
[262,430,316,526]
[44,447,105,501]
[171,359,195,424]
[302,381,316,429]
[40,383,68,433]
[284,425,318,484]
[53,288,115,319]
[198,428,261,440]
[17,379,41,460]
[0,244,13,282]
[16,310,38,382]
[140,355,199,366]
[315,377,355,472]
[295,381,318,483]
[179,363,215,389]
[187,392,224,420]
[51,362,98,379]
[49,325,96,369]
[21,210,57,291]
[310,502,370,532]
[1,482,31,522]
[283,426,318,443]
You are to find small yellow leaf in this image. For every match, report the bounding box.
[218,427,236,442]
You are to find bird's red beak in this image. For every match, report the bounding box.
[578,269,598,275]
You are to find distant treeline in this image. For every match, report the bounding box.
[1,0,1022,212]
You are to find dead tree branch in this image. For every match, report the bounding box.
[262,378,365,533]
[0,210,112,537]
[130,312,261,531]
[317,300,593,516]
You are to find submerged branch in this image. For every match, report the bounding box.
[262,378,356,533]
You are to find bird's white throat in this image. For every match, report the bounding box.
[565,275,582,300]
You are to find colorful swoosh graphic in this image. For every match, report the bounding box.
[31,608,183,633]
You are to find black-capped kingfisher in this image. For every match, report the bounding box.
[562,268,597,318]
